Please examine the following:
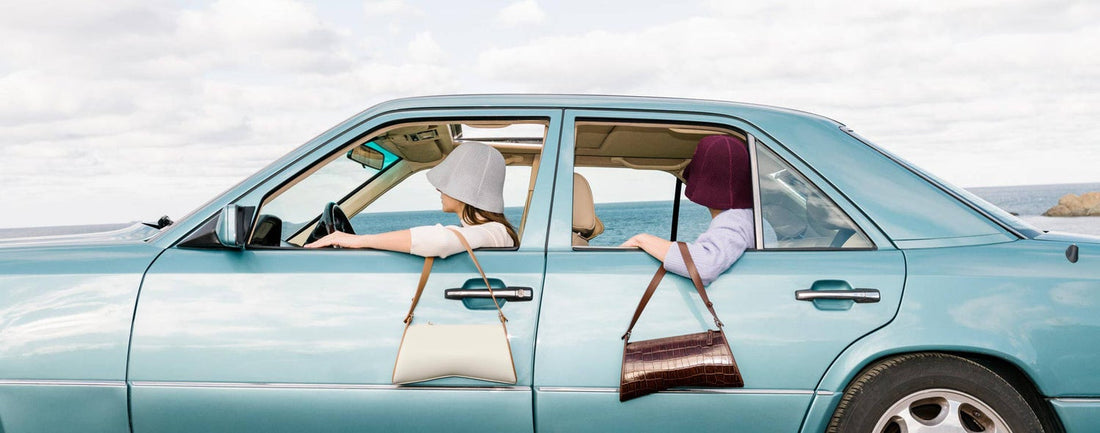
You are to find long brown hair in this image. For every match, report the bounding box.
[461,204,520,246]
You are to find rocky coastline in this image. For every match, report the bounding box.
[1043,192,1100,217]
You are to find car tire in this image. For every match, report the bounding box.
[826,352,1044,433]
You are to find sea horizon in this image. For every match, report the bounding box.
[1,182,1098,238]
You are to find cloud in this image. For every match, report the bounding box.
[407,32,446,60]
[0,0,458,227]
[363,0,423,20]
[497,0,546,27]
[476,1,1100,187]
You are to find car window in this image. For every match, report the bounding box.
[261,140,400,240]
[570,121,745,248]
[252,120,546,248]
[573,167,712,247]
[757,143,872,249]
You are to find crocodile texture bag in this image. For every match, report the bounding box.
[619,242,744,401]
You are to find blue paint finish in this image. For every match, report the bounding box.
[1050,399,1100,433]
[0,384,130,433]
[130,249,544,384]
[0,243,157,432]
[0,244,157,378]
[798,392,843,433]
[816,240,1100,398]
[131,385,533,433]
[535,390,809,433]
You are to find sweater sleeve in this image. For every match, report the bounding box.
[408,222,513,258]
[663,209,754,285]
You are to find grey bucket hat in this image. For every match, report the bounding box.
[427,141,506,213]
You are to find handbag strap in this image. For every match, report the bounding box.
[621,242,725,341]
[400,228,508,324]
[402,257,435,324]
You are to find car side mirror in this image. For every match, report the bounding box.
[214,204,256,249]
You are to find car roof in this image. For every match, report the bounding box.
[365,93,843,126]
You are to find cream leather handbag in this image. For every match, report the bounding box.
[392,229,517,385]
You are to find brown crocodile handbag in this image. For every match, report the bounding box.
[619,242,744,402]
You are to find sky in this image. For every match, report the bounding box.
[0,0,1097,228]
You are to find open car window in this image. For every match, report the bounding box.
[570,120,745,249]
[250,120,547,248]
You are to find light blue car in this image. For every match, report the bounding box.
[1,95,1097,433]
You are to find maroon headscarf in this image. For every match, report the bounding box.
[683,135,753,210]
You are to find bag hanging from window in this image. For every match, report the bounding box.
[619,242,744,401]
[392,228,517,385]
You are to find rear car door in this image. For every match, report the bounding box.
[127,110,561,433]
[533,110,905,432]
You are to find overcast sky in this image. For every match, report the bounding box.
[1,0,1097,227]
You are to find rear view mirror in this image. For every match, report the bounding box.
[347,144,386,170]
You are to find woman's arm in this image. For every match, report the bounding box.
[621,233,673,262]
[303,230,412,252]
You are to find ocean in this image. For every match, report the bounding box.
[350,182,1100,245]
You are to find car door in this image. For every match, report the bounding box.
[127,110,562,433]
[533,110,905,432]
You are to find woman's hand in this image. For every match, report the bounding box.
[304,231,368,249]
[621,233,671,262]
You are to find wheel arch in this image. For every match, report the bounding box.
[801,348,1065,433]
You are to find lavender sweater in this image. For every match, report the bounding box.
[663,208,754,285]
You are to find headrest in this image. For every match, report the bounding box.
[573,173,603,239]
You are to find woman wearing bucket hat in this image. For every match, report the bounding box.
[305,141,518,257]
[621,135,755,285]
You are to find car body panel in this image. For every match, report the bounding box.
[798,239,1100,431]
[1050,399,1100,433]
[131,385,531,433]
[127,107,562,432]
[0,242,159,432]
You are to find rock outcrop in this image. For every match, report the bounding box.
[1044,192,1100,216]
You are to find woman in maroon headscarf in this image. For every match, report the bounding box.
[621,135,754,285]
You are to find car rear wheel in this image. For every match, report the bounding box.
[827,353,1044,433]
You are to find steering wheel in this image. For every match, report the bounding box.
[305,202,355,245]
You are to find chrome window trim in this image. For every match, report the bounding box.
[129,381,527,392]
[0,379,126,387]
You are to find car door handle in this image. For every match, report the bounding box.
[795,288,880,303]
[445,287,534,302]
